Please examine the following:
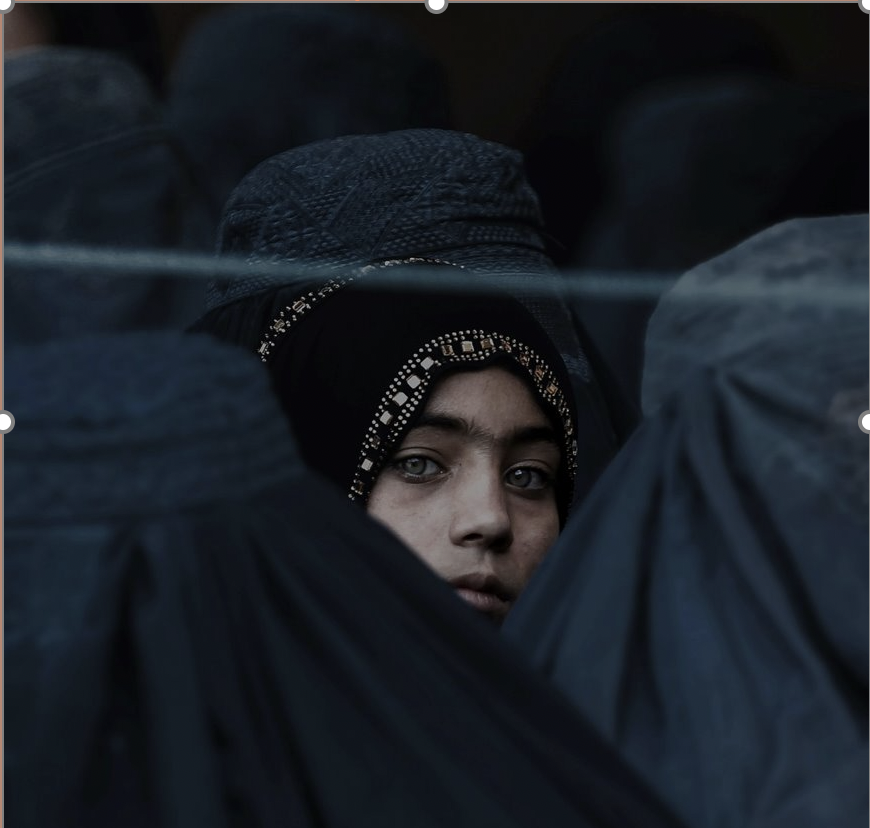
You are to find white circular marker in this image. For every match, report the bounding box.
[0,0,14,13]
[0,411,15,433]
[425,0,447,15]
[860,411,870,434]
[861,0,870,14]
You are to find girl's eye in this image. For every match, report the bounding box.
[506,466,551,490]
[395,456,444,480]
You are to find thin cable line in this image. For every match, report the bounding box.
[5,241,866,307]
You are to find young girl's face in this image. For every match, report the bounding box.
[367,367,561,625]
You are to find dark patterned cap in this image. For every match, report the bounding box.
[209,130,556,302]
[207,129,599,390]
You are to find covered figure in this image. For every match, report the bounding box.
[167,5,451,217]
[504,215,869,828]
[5,47,211,344]
[193,128,631,622]
[7,330,683,828]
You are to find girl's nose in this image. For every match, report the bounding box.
[448,468,513,552]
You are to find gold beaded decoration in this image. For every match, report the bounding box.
[256,258,449,363]
[257,278,350,362]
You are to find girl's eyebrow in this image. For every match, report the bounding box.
[408,413,559,448]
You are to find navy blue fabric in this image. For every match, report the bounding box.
[5,48,213,344]
[6,332,295,828]
[209,130,565,323]
[504,216,869,828]
[6,332,683,828]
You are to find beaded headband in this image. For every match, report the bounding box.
[348,328,578,503]
[256,258,436,362]
[256,259,578,503]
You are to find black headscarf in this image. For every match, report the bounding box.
[7,331,684,828]
[194,270,579,519]
[503,215,869,828]
[194,129,631,509]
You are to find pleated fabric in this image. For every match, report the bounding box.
[504,216,869,828]
[7,332,683,828]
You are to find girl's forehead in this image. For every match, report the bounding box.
[427,367,545,411]
[412,368,557,445]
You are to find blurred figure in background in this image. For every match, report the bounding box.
[167,4,452,222]
[520,6,866,410]
[572,75,868,405]
[579,79,868,271]
[5,48,213,344]
[3,2,165,91]
[521,6,784,267]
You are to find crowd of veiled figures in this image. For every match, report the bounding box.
[5,5,868,828]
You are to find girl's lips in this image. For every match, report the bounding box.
[453,587,511,622]
[450,573,514,621]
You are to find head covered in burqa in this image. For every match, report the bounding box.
[167,5,452,214]
[504,214,869,828]
[5,47,211,344]
[6,330,683,828]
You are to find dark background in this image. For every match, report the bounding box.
[9,2,868,147]
[6,2,867,403]
[159,4,867,146]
